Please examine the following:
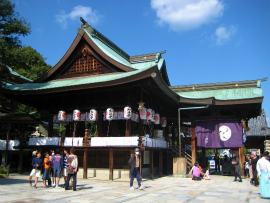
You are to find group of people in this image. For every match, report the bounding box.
[244,151,270,198]
[190,162,210,181]
[29,148,78,191]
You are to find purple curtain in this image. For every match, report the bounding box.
[196,120,243,148]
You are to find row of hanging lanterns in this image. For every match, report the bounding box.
[58,106,167,127]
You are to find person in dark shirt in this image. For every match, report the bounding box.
[250,151,259,187]
[214,154,220,172]
[29,151,43,188]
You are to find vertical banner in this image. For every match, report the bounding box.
[196,120,243,148]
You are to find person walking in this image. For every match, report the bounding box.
[128,148,144,191]
[65,148,78,191]
[257,151,270,198]
[232,154,242,182]
[29,151,43,188]
[42,152,51,188]
[250,151,259,187]
[214,153,220,172]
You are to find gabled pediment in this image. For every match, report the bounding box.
[58,45,116,79]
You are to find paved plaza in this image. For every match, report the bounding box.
[0,174,269,203]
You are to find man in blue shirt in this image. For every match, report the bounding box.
[51,148,63,188]
[29,151,43,188]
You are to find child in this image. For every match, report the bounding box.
[245,159,250,178]
[29,151,43,188]
[42,152,51,188]
[51,148,63,189]
[192,163,201,180]
[205,167,210,180]
[49,149,55,186]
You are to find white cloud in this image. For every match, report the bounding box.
[150,0,224,32]
[55,5,102,29]
[213,25,237,45]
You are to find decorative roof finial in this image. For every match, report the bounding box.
[80,17,87,25]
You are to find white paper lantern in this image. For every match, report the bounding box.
[147,108,152,120]
[106,107,114,121]
[154,113,160,124]
[73,109,81,121]
[151,110,155,122]
[161,117,167,127]
[124,106,132,120]
[58,110,66,121]
[89,109,97,122]
[140,107,147,120]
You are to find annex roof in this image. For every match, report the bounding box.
[171,78,267,105]
[0,64,33,84]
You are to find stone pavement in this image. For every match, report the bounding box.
[0,174,269,203]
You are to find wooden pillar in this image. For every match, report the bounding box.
[159,150,163,177]
[18,148,23,174]
[109,148,113,180]
[97,112,103,137]
[83,148,88,179]
[239,147,244,176]
[126,119,131,137]
[5,122,11,166]
[48,115,53,137]
[149,150,153,179]
[202,147,206,168]
[167,151,170,175]
[191,122,196,166]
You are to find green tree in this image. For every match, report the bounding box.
[0,0,31,68]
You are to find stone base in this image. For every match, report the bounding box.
[172,174,188,178]
[173,157,187,175]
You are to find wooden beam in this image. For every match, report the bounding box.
[109,148,113,180]
[83,148,88,179]
[126,119,131,137]
[159,151,163,177]
[149,150,153,179]
[191,122,196,166]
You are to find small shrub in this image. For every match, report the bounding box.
[0,165,7,174]
[0,174,7,178]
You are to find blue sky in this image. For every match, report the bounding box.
[12,0,270,124]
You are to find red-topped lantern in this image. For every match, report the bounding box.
[106,107,114,121]
[124,106,132,120]
[58,110,66,121]
[73,109,81,121]
[147,108,152,121]
[161,117,167,127]
[140,107,147,120]
[154,113,160,124]
[89,109,97,122]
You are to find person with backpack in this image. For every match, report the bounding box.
[65,148,78,191]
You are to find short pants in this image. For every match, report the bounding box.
[53,168,62,178]
[30,169,41,178]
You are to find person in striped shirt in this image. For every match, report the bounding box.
[63,148,70,186]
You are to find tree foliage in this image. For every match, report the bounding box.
[0,0,51,80]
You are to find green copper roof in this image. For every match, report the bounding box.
[131,58,164,71]
[176,88,263,100]
[4,65,33,82]
[5,66,152,91]
[85,28,133,68]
